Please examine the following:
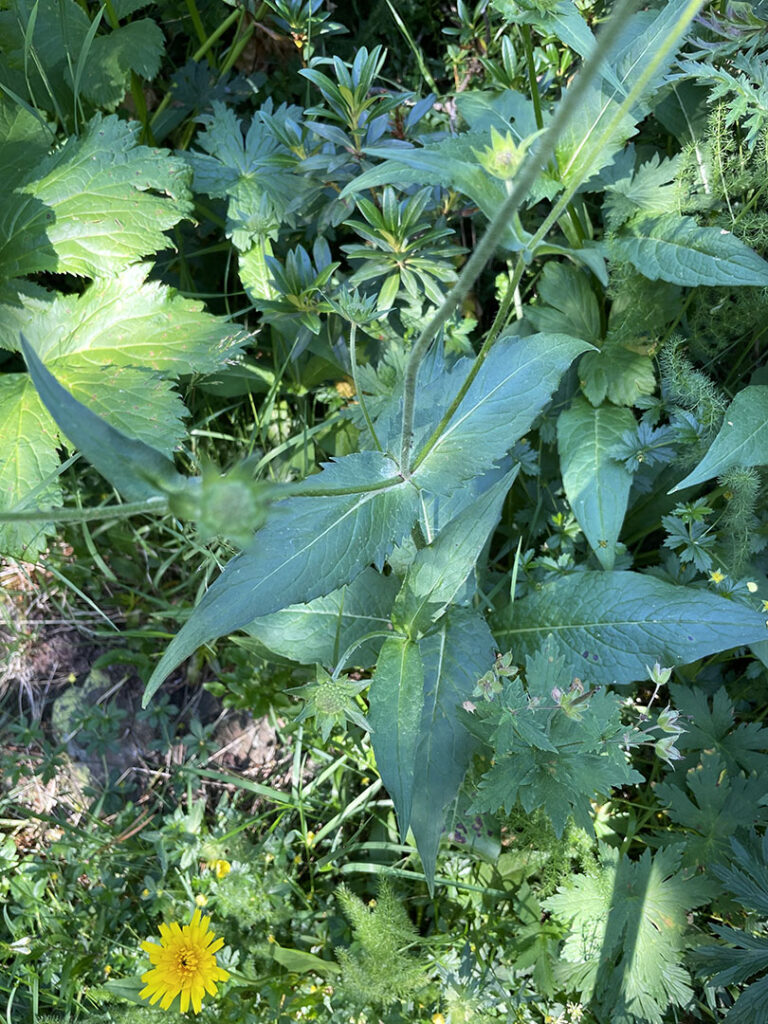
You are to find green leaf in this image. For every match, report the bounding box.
[494,571,768,686]
[0,114,192,279]
[271,942,341,976]
[411,333,592,494]
[669,683,768,776]
[557,398,636,568]
[604,154,681,231]
[244,568,399,668]
[143,454,420,706]
[554,84,639,189]
[409,610,496,890]
[0,96,53,189]
[78,19,164,109]
[394,467,518,636]
[579,343,656,407]
[611,214,768,287]
[16,264,243,374]
[526,262,601,343]
[546,845,712,1024]
[671,386,768,491]
[20,336,182,502]
[368,636,425,836]
[656,753,766,867]
[0,374,61,557]
[473,636,641,834]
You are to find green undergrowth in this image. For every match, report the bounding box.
[3,0,768,1021]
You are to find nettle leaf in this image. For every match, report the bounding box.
[408,610,496,891]
[0,114,192,279]
[669,683,768,775]
[410,333,592,495]
[546,845,713,1024]
[557,397,636,568]
[393,467,518,636]
[0,280,56,352]
[144,453,420,705]
[244,568,399,669]
[0,374,61,557]
[78,20,164,109]
[16,264,244,374]
[473,636,641,834]
[672,386,768,491]
[494,571,768,686]
[656,753,767,868]
[368,636,425,836]
[611,214,768,288]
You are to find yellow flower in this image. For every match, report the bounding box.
[709,569,725,584]
[208,859,231,879]
[195,893,208,907]
[139,909,229,1014]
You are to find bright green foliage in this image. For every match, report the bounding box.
[547,846,713,1023]
[335,880,426,1008]
[557,398,635,568]
[0,115,191,280]
[289,666,370,741]
[495,571,768,685]
[578,343,656,407]
[526,262,601,343]
[472,636,642,834]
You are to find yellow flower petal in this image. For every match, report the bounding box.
[138,909,229,1014]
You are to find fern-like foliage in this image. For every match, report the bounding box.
[334,880,427,1009]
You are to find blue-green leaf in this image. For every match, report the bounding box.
[557,398,635,568]
[244,567,399,668]
[20,335,181,502]
[368,636,425,835]
[394,467,518,636]
[671,386,768,491]
[409,610,496,891]
[144,453,419,705]
[494,571,768,686]
[611,214,768,287]
[411,333,592,494]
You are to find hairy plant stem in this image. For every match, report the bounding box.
[398,0,641,474]
[0,497,168,523]
[349,323,383,452]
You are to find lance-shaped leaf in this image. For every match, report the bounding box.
[20,336,183,501]
[611,214,768,288]
[671,386,768,492]
[368,636,425,836]
[557,398,635,568]
[394,466,518,636]
[409,610,496,891]
[494,571,768,686]
[411,333,592,495]
[244,567,399,668]
[143,453,420,705]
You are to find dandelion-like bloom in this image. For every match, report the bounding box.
[140,909,229,1013]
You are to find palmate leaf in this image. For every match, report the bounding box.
[671,386,768,491]
[669,683,768,775]
[546,845,712,1024]
[655,753,767,867]
[557,397,636,568]
[0,114,192,280]
[611,214,768,288]
[143,453,421,705]
[493,571,768,686]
